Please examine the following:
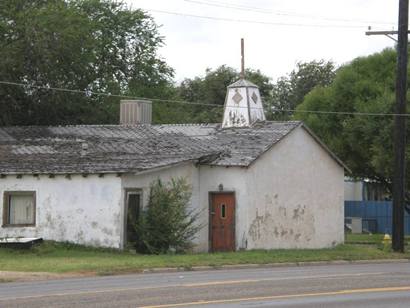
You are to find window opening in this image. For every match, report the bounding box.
[126,191,141,245]
[221,204,226,219]
[3,192,36,226]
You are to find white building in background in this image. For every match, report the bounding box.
[344,179,390,201]
[0,78,347,251]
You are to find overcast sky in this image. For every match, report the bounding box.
[128,0,398,82]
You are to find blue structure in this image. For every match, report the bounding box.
[345,201,410,235]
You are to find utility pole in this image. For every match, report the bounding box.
[366,0,409,252]
[393,0,409,252]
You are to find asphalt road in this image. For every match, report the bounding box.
[0,261,409,307]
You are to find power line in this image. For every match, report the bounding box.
[273,108,406,117]
[183,0,395,26]
[0,81,219,107]
[1,80,409,117]
[144,8,368,29]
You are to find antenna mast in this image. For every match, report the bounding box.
[240,38,245,79]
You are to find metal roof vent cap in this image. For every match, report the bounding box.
[120,100,152,125]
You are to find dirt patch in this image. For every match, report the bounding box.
[0,271,94,283]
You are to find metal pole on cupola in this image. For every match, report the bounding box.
[240,38,245,79]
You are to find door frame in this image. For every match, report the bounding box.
[208,191,236,252]
[123,188,142,247]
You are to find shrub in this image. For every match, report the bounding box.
[135,178,202,254]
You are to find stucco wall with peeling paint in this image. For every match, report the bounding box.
[245,127,345,249]
[0,174,122,248]
[196,127,344,251]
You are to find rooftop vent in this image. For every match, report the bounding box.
[120,100,152,125]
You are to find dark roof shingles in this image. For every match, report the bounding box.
[0,122,301,174]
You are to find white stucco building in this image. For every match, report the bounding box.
[0,79,347,252]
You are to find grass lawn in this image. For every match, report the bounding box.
[345,233,410,245]
[0,241,408,275]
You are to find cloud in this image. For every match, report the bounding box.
[129,0,397,81]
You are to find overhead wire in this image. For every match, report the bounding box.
[0,80,408,117]
[183,0,396,26]
[143,8,369,29]
[0,4,399,119]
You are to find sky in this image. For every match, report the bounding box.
[128,0,398,82]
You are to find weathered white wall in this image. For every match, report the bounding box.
[245,127,345,249]
[121,163,202,250]
[195,127,344,251]
[0,175,122,248]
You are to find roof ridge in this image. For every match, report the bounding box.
[0,123,222,129]
[155,123,218,126]
[264,120,302,124]
[0,122,302,129]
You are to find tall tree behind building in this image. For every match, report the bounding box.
[296,48,410,206]
[0,0,174,125]
[269,60,336,119]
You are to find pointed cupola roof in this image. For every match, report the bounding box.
[228,79,258,88]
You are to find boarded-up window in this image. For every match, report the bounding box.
[3,192,36,226]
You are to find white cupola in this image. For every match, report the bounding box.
[222,79,265,128]
[222,38,265,128]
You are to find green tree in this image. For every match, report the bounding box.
[177,65,274,123]
[270,60,336,119]
[295,48,408,198]
[135,178,202,254]
[0,0,173,125]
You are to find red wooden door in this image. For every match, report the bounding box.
[210,193,235,252]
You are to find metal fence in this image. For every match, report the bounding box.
[345,201,410,235]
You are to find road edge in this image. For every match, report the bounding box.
[1,258,409,282]
[142,258,410,274]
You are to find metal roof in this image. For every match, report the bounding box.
[0,122,305,175]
